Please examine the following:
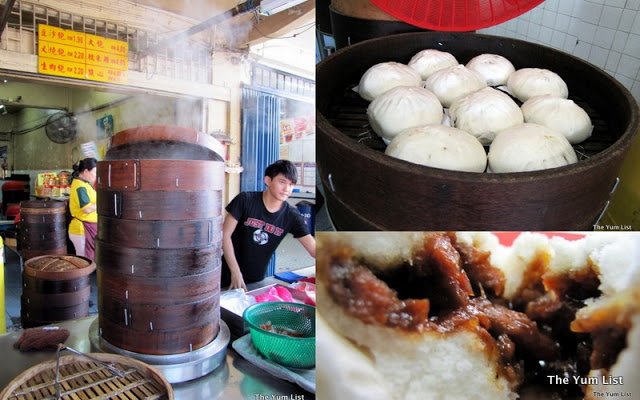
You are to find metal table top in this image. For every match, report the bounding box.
[0,271,316,399]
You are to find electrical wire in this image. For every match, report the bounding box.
[251,19,315,40]
[0,96,134,135]
[74,96,134,115]
[0,112,56,135]
[1,119,50,135]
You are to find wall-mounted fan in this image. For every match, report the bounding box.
[45,112,77,144]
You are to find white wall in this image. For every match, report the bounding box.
[480,0,640,102]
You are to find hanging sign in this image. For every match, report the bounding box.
[38,24,128,84]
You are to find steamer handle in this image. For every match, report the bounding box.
[327,173,336,192]
[57,344,125,378]
[592,177,620,227]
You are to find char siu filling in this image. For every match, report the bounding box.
[326,233,628,396]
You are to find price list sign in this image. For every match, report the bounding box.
[38,25,128,84]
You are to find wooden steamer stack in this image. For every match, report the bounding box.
[95,126,225,356]
[21,255,95,328]
[17,200,67,260]
[18,200,93,328]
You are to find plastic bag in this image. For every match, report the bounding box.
[290,282,316,306]
[220,288,256,315]
[254,286,295,303]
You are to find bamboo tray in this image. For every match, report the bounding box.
[0,352,174,399]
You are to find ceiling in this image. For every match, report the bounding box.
[0,0,315,51]
[132,0,315,48]
[133,0,241,21]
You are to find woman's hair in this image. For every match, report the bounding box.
[72,157,97,178]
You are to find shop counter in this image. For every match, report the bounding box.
[0,268,316,399]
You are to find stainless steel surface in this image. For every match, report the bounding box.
[0,315,315,399]
[89,319,230,384]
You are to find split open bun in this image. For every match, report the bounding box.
[317,232,640,400]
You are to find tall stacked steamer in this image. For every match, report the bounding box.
[93,126,226,377]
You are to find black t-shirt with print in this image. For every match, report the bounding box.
[221,191,309,287]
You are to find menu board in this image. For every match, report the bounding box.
[38,25,128,84]
[292,162,316,188]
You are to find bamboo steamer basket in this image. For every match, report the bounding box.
[96,125,225,355]
[17,200,67,260]
[0,352,173,399]
[21,255,96,328]
[316,32,640,230]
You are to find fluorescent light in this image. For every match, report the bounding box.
[258,0,306,16]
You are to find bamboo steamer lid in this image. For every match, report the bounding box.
[0,352,174,399]
[24,255,95,281]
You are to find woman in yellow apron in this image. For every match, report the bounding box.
[68,158,97,260]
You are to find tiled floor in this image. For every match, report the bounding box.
[2,234,314,332]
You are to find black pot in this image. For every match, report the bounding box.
[316,32,640,230]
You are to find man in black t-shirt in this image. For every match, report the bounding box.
[221,160,316,290]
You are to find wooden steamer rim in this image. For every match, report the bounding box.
[19,200,66,224]
[0,352,174,400]
[19,200,66,209]
[23,255,96,281]
[110,125,224,159]
[331,0,398,21]
[96,159,224,192]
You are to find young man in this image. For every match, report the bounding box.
[222,160,316,290]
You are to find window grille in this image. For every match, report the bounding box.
[1,0,213,84]
[251,63,314,99]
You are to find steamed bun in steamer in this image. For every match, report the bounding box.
[521,95,594,144]
[424,64,487,107]
[358,61,422,101]
[385,125,487,173]
[488,123,578,173]
[507,68,569,102]
[466,53,516,86]
[408,49,458,80]
[449,87,524,145]
[367,86,443,142]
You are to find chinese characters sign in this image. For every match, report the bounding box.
[38,25,128,84]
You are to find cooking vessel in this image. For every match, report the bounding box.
[96,125,225,355]
[329,1,423,49]
[316,32,640,230]
[21,255,95,328]
[18,200,67,260]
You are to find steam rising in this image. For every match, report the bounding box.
[107,141,223,162]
